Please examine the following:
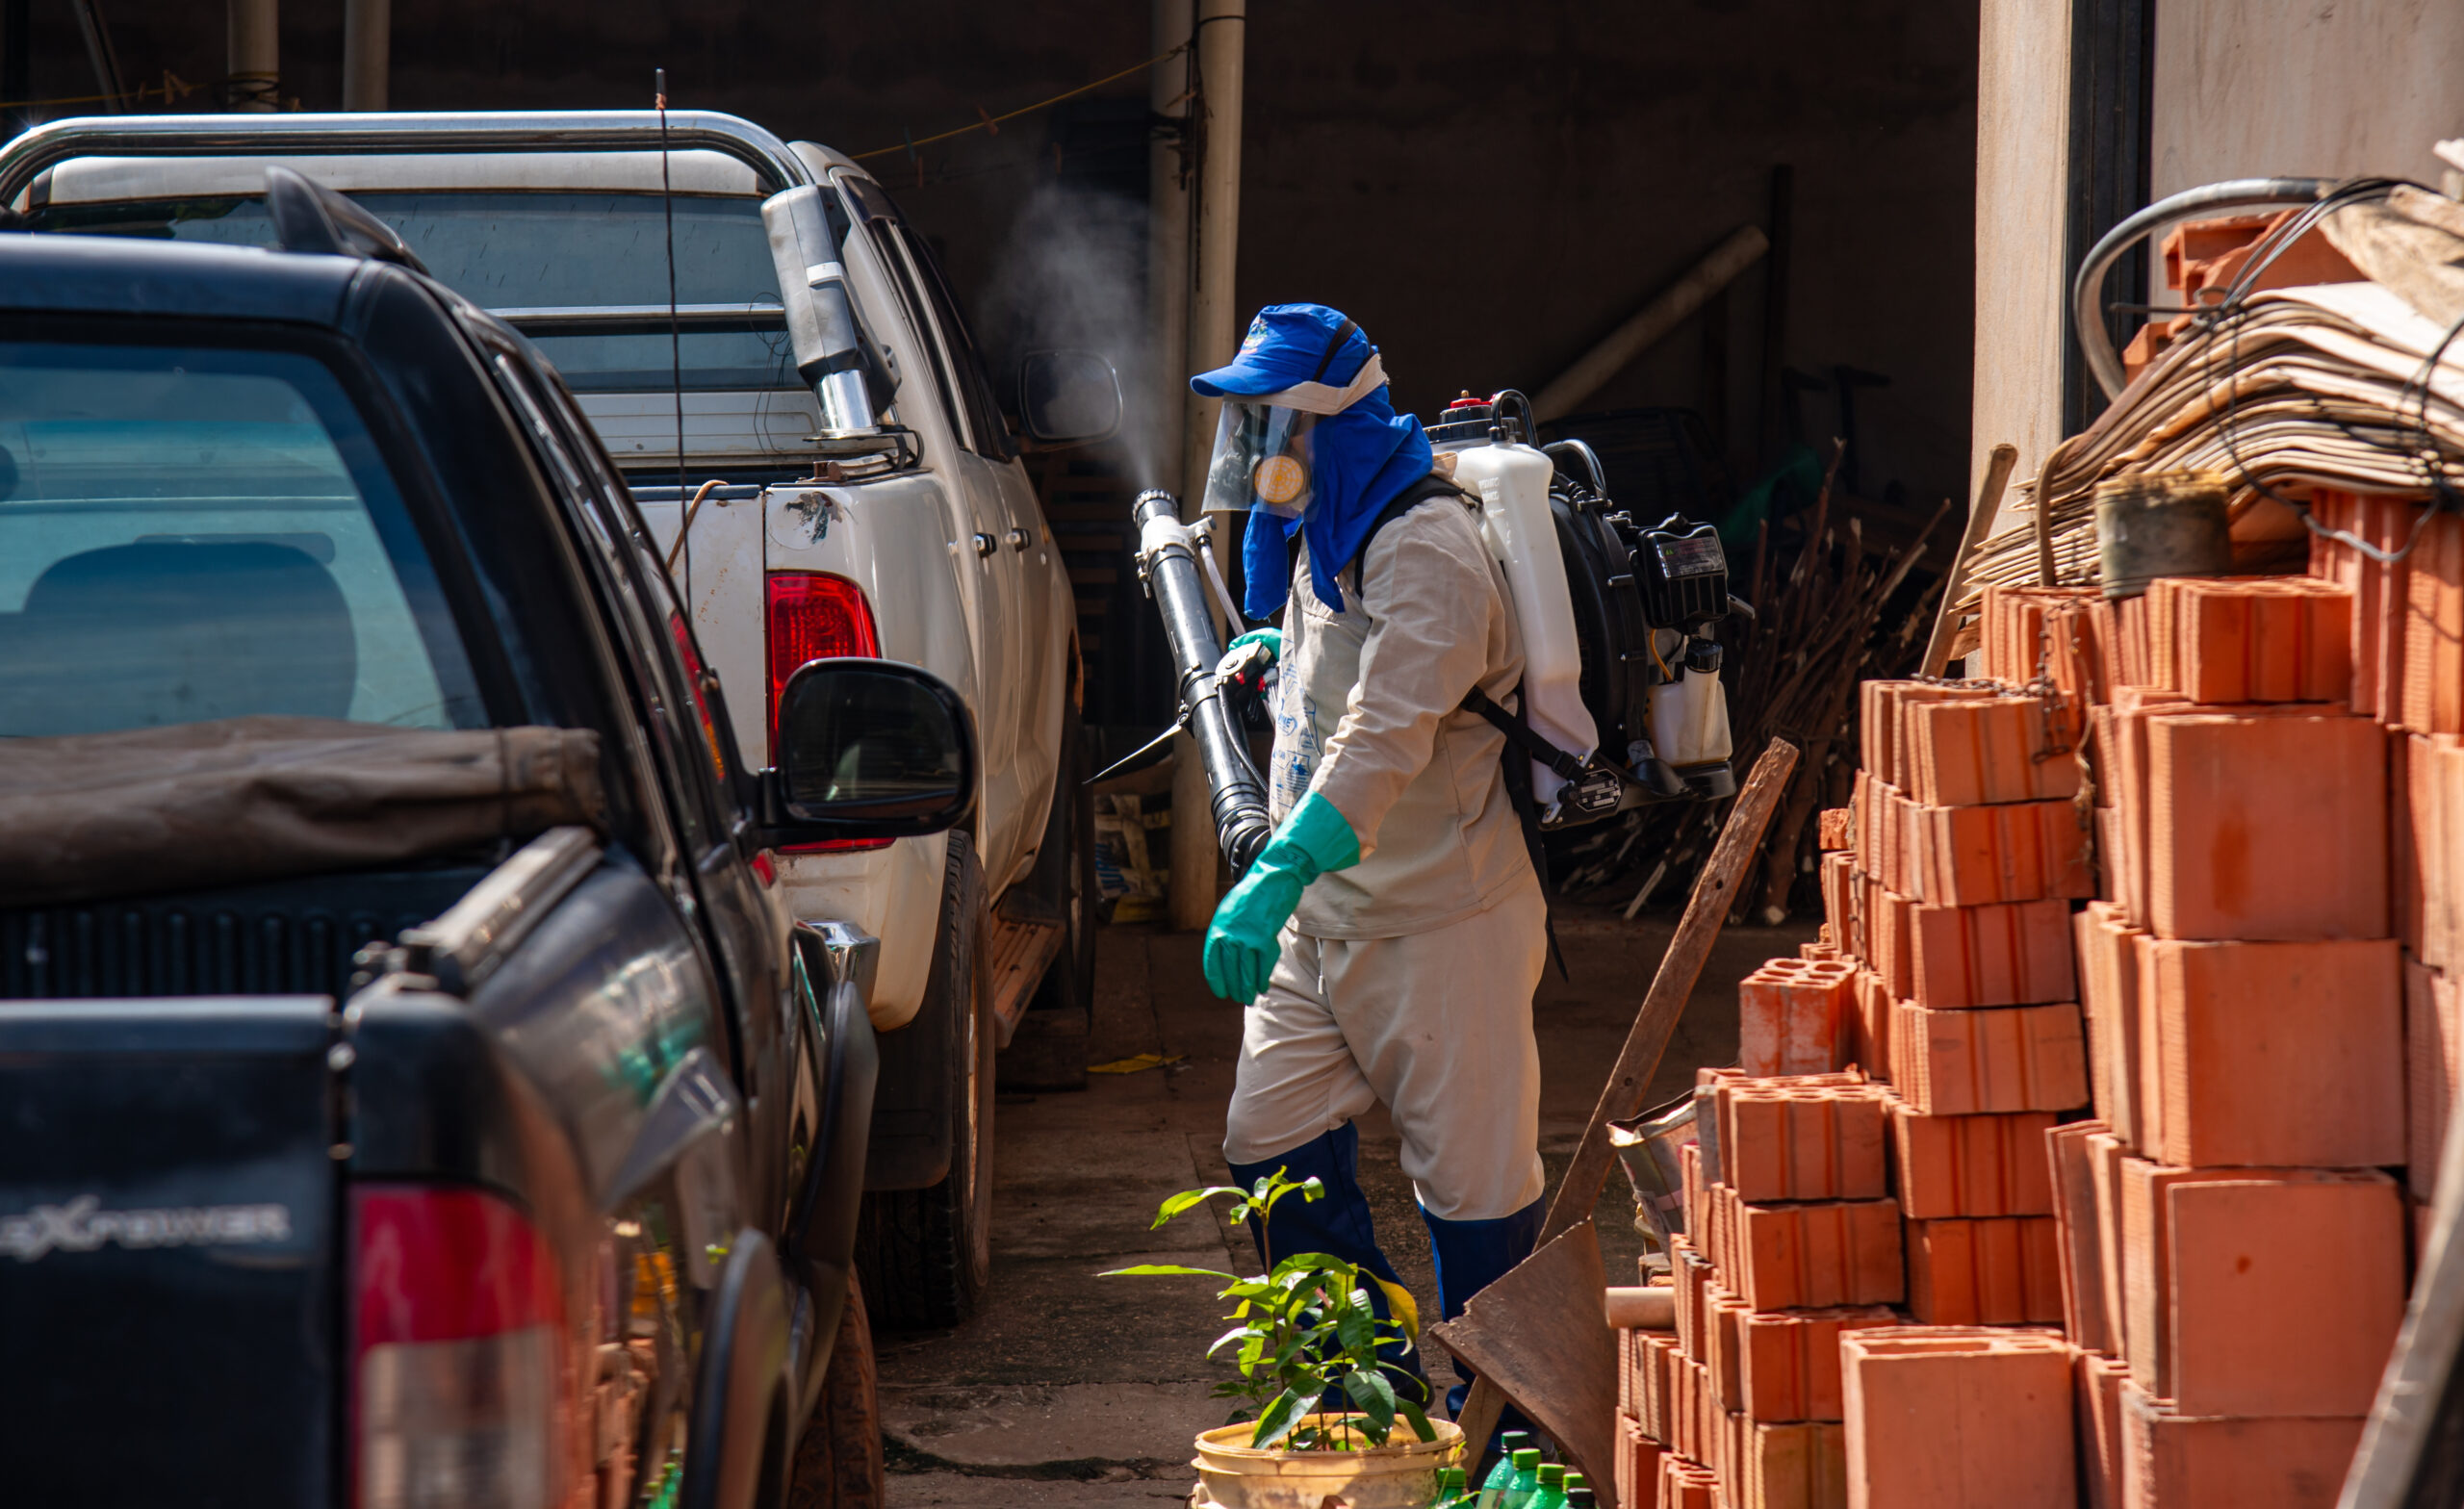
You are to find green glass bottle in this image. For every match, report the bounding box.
[1561,1472,1588,1499]
[1527,1461,1568,1509]
[1474,1432,1532,1509]
[1502,1448,1544,1509]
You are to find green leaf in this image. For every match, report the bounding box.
[1370,1276,1421,1338]
[1343,1368,1398,1440]
[1397,1399,1437,1443]
[1334,1302,1377,1357]
[1205,1323,1253,1358]
[1152,1186,1247,1228]
[1098,1265,1237,1280]
[1250,1388,1311,1450]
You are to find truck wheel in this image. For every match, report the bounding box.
[785,1277,885,1509]
[855,833,993,1329]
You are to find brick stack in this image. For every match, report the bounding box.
[1990,575,2409,1508]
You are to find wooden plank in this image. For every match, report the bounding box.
[1921,442,2019,677]
[1428,1222,1618,1503]
[985,913,1064,1049]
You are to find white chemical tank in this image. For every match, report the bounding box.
[1649,641,1733,771]
[1429,394,1598,808]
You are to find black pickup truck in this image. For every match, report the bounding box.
[0,173,974,1509]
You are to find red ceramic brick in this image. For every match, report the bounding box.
[2422,737,2464,971]
[1887,1102,2057,1217]
[1892,1000,2091,1115]
[2118,1157,2196,1396]
[2085,1132,2131,1363]
[1616,1412,1661,1509]
[1801,939,1842,962]
[1731,1197,1906,1311]
[1819,806,1853,851]
[1746,1420,1847,1509]
[1851,970,1893,1081]
[2161,575,2353,704]
[1659,1454,1718,1509]
[1861,680,2002,789]
[2077,1355,2128,1509]
[1905,694,2085,807]
[1821,852,1856,952]
[2046,1120,2114,1355]
[2144,936,2403,1167]
[1903,1215,2064,1324]
[1708,1290,1751,1412]
[1640,1333,1678,1441]
[1869,886,1916,1001]
[2146,710,2389,941]
[1841,1326,2076,1509]
[2408,956,2464,1201]
[2402,508,2464,737]
[1737,1305,1897,1422]
[2166,1169,2404,1418]
[1739,958,1858,1076]
[1908,896,2077,1008]
[1904,797,2096,908]
[2118,1378,2364,1509]
[2074,903,2146,1148]
[1672,1236,1713,1364]
[1719,1085,1890,1203]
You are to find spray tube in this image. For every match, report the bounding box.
[1132,490,1276,875]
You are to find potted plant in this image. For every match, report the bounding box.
[1108,1170,1465,1509]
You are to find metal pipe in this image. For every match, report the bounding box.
[2069,176,2333,401]
[0,110,817,207]
[228,0,277,112]
[1147,0,1193,489]
[1171,0,1245,929]
[342,0,389,112]
[1135,490,1274,879]
[1531,223,1769,422]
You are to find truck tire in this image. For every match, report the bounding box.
[854,833,993,1329]
[785,1276,885,1509]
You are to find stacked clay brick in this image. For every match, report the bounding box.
[1978,571,2410,1509]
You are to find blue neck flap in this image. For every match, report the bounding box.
[1241,389,1433,619]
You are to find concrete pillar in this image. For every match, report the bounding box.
[228,0,278,110]
[1168,0,1244,933]
[343,0,389,111]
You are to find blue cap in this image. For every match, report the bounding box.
[1191,303,1375,397]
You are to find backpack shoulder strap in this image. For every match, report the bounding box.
[1346,472,1476,581]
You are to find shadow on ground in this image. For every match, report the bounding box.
[879,901,1818,1505]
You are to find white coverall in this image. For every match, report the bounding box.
[1220,486,1548,1223]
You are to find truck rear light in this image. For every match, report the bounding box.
[766,572,891,855]
[354,1186,567,1509]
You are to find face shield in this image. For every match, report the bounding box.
[1200,401,1321,519]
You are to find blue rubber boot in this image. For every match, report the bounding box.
[1421,1197,1545,1441]
[1226,1123,1430,1407]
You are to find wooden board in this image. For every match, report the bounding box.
[1428,1222,1619,1505]
[985,913,1064,1049]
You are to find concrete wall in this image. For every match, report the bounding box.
[2151,0,2464,195]
[5,0,1983,512]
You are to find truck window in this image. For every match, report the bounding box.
[892,225,1015,461]
[36,192,797,395]
[0,340,484,737]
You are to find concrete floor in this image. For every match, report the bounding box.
[881,903,1818,1504]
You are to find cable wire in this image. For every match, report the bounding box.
[847,44,1189,163]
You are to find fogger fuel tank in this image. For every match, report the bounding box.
[1429,391,1739,818]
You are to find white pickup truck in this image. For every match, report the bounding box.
[0,110,1115,1328]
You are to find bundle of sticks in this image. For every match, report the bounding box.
[1554,443,1950,923]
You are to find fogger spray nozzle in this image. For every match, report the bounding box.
[1132,489,1180,526]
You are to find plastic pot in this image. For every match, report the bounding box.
[1192,1413,1465,1509]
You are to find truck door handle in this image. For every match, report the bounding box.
[1005,527,1032,551]
[971,532,998,557]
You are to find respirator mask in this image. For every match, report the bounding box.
[1200,402,1322,518]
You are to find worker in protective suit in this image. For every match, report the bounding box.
[1194,303,1547,1419]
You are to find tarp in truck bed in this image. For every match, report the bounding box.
[0,716,605,908]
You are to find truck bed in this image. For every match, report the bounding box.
[0,861,492,1003]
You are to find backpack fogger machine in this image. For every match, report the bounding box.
[1130,389,1745,877]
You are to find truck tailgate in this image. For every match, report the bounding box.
[0,997,340,1507]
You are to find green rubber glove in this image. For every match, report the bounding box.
[1225,626,1284,664]
[1202,791,1361,1005]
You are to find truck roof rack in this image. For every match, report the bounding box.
[0,109,818,208]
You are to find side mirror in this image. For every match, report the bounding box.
[757,658,976,845]
[1016,349,1122,448]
